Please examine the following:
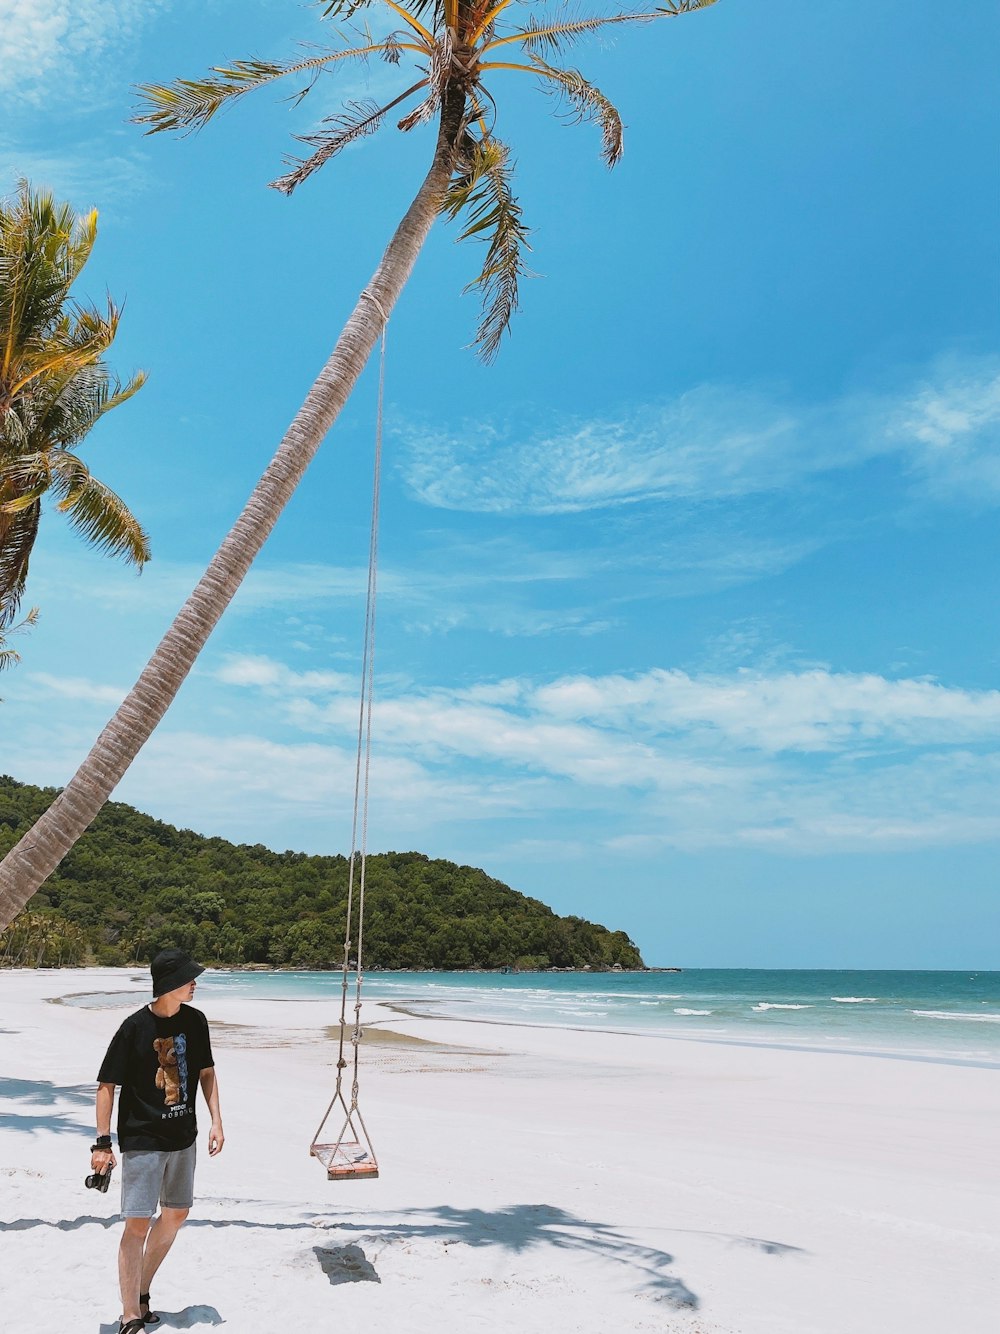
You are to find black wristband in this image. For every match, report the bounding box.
[92,1137,112,1151]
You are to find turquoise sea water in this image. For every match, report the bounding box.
[187,968,1000,1067]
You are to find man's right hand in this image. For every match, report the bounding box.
[90,1148,116,1173]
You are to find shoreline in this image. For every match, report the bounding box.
[41,965,1000,1070]
[1,968,998,1333]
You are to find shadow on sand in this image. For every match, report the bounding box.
[0,1077,96,1134]
[0,1076,96,1106]
[98,1307,223,1331]
[5,1201,807,1311]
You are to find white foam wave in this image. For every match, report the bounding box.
[752,1003,813,1011]
[912,1010,1000,1024]
[831,997,879,1003]
[674,1007,712,1016]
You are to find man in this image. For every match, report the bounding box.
[92,948,225,1334]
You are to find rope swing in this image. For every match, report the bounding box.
[310,290,388,1181]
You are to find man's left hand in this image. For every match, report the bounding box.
[208,1122,225,1156]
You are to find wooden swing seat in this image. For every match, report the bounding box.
[311,1140,379,1180]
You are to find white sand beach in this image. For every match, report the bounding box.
[1,968,997,1333]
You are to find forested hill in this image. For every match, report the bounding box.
[0,776,644,971]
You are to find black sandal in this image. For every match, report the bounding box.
[118,1320,145,1334]
[139,1292,160,1325]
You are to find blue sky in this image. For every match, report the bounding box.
[2,1,998,967]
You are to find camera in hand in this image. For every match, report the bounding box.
[85,1166,113,1192]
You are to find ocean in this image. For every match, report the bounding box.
[152,967,1000,1068]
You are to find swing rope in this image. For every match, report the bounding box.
[310,289,387,1178]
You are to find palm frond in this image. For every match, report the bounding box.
[443,135,532,363]
[51,465,151,567]
[0,502,40,625]
[484,12,656,58]
[468,0,515,46]
[379,0,437,46]
[657,0,719,13]
[0,449,55,507]
[319,0,371,17]
[0,604,38,671]
[382,33,403,64]
[134,48,385,136]
[1,182,97,386]
[528,57,624,166]
[270,81,427,194]
[396,29,452,132]
[321,0,441,20]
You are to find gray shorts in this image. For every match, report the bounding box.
[121,1144,197,1217]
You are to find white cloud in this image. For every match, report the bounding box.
[214,654,353,694]
[531,668,1000,753]
[10,652,1000,857]
[0,138,151,212]
[400,357,1000,515]
[204,654,1000,853]
[25,673,128,706]
[889,356,1000,499]
[403,386,807,514]
[0,1,164,105]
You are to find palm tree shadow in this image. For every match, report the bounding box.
[0,1111,92,1133]
[0,1076,95,1106]
[0,1077,98,1135]
[3,1203,806,1311]
[326,1203,700,1305]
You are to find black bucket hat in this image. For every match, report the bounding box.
[151,948,205,998]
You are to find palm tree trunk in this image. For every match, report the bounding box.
[0,84,468,931]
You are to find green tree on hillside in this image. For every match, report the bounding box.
[0,776,644,970]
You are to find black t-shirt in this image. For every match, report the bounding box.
[97,1004,214,1152]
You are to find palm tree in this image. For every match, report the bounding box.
[0,0,719,929]
[0,606,39,675]
[0,182,149,640]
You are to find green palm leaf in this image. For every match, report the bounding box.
[0,605,38,672]
[51,464,151,567]
[443,135,533,363]
[658,0,719,13]
[485,11,656,58]
[134,47,389,136]
[0,503,39,630]
[0,182,149,623]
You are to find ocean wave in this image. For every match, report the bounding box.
[674,1007,712,1016]
[912,1010,1000,1024]
[831,997,879,1003]
[752,1003,813,1011]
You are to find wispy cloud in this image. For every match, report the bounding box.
[11,654,1000,856]
[888,356,1000,501]
[400,356,1000,515]
[204,654,1000,853]
[0,1,165,107]
[0,135,151,211]
[25,673,127,706]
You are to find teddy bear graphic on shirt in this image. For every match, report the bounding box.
[153,1035,189,1106]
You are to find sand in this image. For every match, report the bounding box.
[1,967,997,1333]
